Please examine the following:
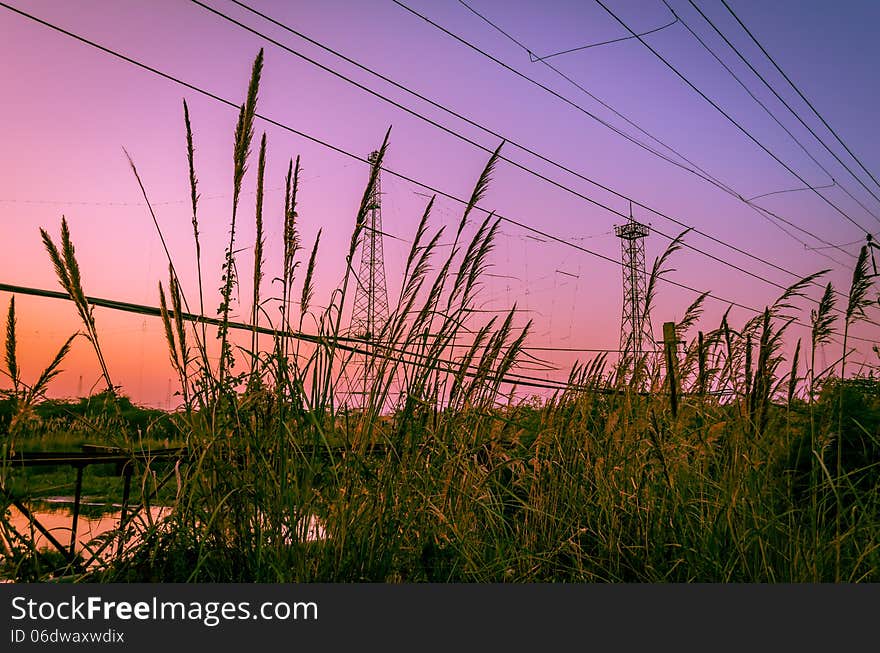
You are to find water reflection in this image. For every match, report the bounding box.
[3,500,169,554]
[2,500,325,559]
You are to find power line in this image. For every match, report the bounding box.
[746,182,836,202]
[0,281,640,394]
[451,0,855,268]
[665,0,880,235]
[683,0,880,227]
[215,0,876,334]
[215,2,855,310]
[399,0,856,267]
[666,0,841,195]
[805,238,865,251]
[529,16,680,61]
[718,0,880,208]
[0,1,875,346]
[452,0,736,197]
[4,281,872,395]
[592,0,876,236]
[185,0,856,311]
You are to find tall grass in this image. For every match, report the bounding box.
[2,52,879,583]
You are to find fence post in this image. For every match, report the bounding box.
[663,321,678,418]
[698,331,706,396]
[69,464,84,559]
[117,466,132,558]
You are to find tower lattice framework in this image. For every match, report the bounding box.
[349,150,390,406]
[615,217,653,358]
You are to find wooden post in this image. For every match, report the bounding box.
[663,321,678,418]
[69,465,84,558]
[1,489,72,561]
[117,466,132,558]
[698,331,706,396]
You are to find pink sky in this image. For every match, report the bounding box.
[2,0,879,407]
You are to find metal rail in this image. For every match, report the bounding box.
[1,445,187,572]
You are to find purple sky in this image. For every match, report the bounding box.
[1,0,879,407]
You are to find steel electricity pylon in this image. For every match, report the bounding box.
[349,150,390,407]
[615,207,653,359]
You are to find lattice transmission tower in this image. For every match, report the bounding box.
[349,150,390,406]
[615,208,653,359]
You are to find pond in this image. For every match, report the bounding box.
[2,499,170,556]
[1,498,326,565]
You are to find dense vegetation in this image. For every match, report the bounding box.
[2,51,878,582]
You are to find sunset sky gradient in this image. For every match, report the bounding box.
[1,0,879,407]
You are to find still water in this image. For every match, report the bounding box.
[3,499,325,557]
[3,499,169,554]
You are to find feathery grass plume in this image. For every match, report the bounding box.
[811,282,838,350]
[124,148,213,398]
[402,197,434,281]
[408,242,458,348]
[250,132,267,379]
[337,129,390,340]
[391,198,438,336]
[415,202,500,390]
[400,145,504,374]
[26,333,76,405]
[644,229,690,329]
[5,297,18,396]
[282,156,303,364]
[770,269,830,319]
[433,215,501,404]
[183,99,204,318]
[219,48,264,383]
[170,270,188,381]
[4,318,75,461]
[451,142,503,254]
[370,211,447,415]
[485,308,515,361]
[491,319,532,397]
[284,157,302,288]
[836,245,875,579]
[40,217,113,393]
[787,338,801,407]
[691,328,726,396]
[283,159,293,245]
[413,149,501,367]
[293,229,321,365]
[159,268,191,408]
[310,130,389,415]
[447,213,498,313]
[461,217,501,311]
[810,282,837,395]
[714,306,737,394]
[696,331,707,395]
[804,285,836,531]
[275,158,294,362]
[845,246,874,324]
[621,228,690,385]
[448,319,496,410]
[749,308,789,436]
[675,291,708,342]
[159,281,182,378]
[584,351,609,389]
[838,247,873,405]
[743,333,752,408]
[300,229,321,319]
[395,218,443,344]
[347,132,390,270]
[233,50,263,209]
[462,318,511,410]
